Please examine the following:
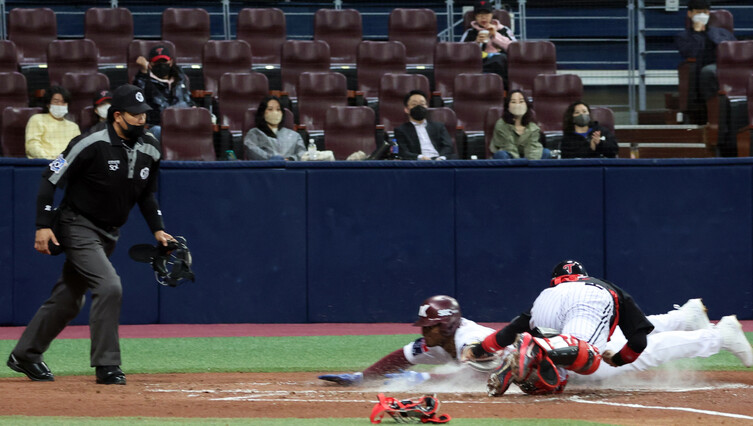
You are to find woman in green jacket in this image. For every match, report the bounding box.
[489,90,550,159]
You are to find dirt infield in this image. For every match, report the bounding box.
[2,371,753,424]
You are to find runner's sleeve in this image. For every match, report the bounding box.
[362,349,414,380]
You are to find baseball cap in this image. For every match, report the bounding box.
[110,84,151,114]
[92,89,112,106]
[148,45,172,63]
[474,0,493,14]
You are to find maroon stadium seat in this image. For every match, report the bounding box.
[297,72,348,131]
[532,73,583,132]
[61,72,110,125]
[357,41,407,99]
[85,8,133,65]
[161,107,215,161]
[219,72,270,134]
[47,40,99,87]
[0,41,19,73]
[1,106,42,157]
[161,8,210,65]
[378,73,431,133]
[433,42,482,99]
[280,41,331,98]
[507,41,557,99]
[324,106,377,160]
[202,40,253,95]
[236,8,286,66]
[453,73,505,132]
[8,8,56,65]
[314,9,363,64]
[388,9,437,65]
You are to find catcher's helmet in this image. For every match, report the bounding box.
[550,260,588,286]
[413,295,461,336]
[129,236,195,287]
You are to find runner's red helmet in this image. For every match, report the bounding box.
[413,295,462,336]
[550,260,588,286]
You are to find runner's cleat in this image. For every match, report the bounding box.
[717,315,753,367]
[674,298,711,331]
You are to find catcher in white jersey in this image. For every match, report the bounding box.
[318,291,753,389]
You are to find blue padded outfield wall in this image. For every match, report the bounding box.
[1,158,752,326]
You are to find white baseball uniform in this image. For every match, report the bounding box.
[403,318,495,365]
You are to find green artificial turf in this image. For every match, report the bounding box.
[1,332,750,378]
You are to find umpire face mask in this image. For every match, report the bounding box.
[117,112,146,140]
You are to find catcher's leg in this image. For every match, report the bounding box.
[487,354,515,397]
[514,332,601,382]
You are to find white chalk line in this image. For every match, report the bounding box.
[569,396,753,421]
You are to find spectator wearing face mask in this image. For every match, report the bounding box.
[560,101,618,159]
[674,0,735,101]
[394,90,456,160]
[25,86,81,159]
[132,44,195,141]
[489,90,549,160]
[459,0,516,90]
[83,89,112,135]
[244,96,305,161]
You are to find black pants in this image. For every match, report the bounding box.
[12,209,122,367]
[483,52,508,90]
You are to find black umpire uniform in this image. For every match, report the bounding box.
[7,84,171,385]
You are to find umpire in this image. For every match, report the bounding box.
[6,84,174,385]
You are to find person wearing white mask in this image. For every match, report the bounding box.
[82,89,113,136]
[489,90,548,160]
[244,96,306,161]
[675,0,735,103]
[25,86,81,159]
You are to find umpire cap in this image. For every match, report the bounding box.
[110,84,151,115]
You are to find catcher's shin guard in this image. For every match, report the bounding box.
[518,357,566,395]
[541,335,601,375]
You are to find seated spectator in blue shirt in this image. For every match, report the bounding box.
[560,101,618,159]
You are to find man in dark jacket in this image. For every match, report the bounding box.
[394,90,456,160]
[674,0,736,101]
[132,45,195,140]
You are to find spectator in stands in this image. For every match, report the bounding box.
[489,90,549,160]
[560,101,618,159]
[459,0,516,90]
[25,86,81,160]
[83,89,112,135]
[674,0,735,101]
[132,45,195,141]
[394,90,455,160]
[244,96,305,161]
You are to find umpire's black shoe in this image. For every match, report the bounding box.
[95,365,126,385]
[7,353,55,381]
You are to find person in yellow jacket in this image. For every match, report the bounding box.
[25,86,81,159]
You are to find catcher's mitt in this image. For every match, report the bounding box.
[369,393,450,424]
[128,236,195,287]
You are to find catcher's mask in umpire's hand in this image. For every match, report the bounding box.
[128,236,195,287]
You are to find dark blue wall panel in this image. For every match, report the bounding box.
[455,165,607,322]
[0,168,13,324]
[604,165,753,319]
[306,168,456,322]
[157,168,308,323]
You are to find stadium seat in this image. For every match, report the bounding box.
[324,106,377,160]
[357,41,407,100]
[84,8,133,65]
[243,107,295,140]
[741,73,753,156]
[484,106,504,158]
[47,40,99,88]
[0,41,19,73]
[1,106,42,157]
[78,105,97,133]
[507,41,557,99]
[161,8,210,65]
[202,40,253,95]
[236,8,286,66]
[453,73,505,132]
[713,40,753,156]
[61,72,110,125]
[314,9,362,64]
[8,8,56,65]
[281,41,331,98]
[453,73,505,159]
[388,9,437,65]
[427,107,460,157]
[532,73,583,133]
[462,9,512,29]
[126,40,177,84]
[433,42,482,100]
[378,73,431,133]
[678,9,734,124]
[297,72,348,131]
[161,107,215,161]
[590,106,616,135]
[0,72,29,113]
[218,72,270,134]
